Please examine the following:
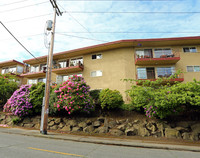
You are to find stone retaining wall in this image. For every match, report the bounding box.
[0,113,200,141]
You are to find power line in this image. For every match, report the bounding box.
[0,33,43,41]
[56,32,109,42]
[63,11,200,14]
[0,21,42,63]
[4,13,53,24]
[57,0,180,1]
[0,1,49,14]
[0,0,30,7]
[57,2,94,37]
[57,31,200,34]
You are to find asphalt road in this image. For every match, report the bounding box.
[0,132,200,158]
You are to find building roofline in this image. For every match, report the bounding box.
[0,59,24,67]
[23,36,200,63]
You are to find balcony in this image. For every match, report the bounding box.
[135,50,180,65]
[52,62,84,74]
[20,71,46,78]
[136,68,184,85]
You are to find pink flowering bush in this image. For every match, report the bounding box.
[3,85,32,117]
[3,98,12,113]
[49,75,94,115]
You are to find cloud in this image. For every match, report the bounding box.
[0,0,199,63]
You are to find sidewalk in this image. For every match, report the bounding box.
[0,126,200,152]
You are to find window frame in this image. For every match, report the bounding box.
[90,70,102,77]
[183,47,197,53]
[91,54,102,60]
[1,67,9,74]
[30,65,39,73]
[154,48,172,58]
[156,67,175,78]
[187,66,200,72]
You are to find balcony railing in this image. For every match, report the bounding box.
[135,51,180,65]
[52,62,84,74]
[136,70,184,84]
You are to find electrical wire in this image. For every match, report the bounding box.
[4,13,53,24]
[57,2,94,37]
[0,33,43,41]
[57,31,200,34]
[0,21,42,63]
[0,1,49,14]
[57,0,180,1]
[62,11,200,14]
[0,0,30,7]
[56,32,109,42]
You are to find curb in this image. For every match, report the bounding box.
[1,127,200,152]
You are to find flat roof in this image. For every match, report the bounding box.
[23,36,200,65]
[0,59,24,67]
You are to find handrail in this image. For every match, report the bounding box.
[136,70,184,79]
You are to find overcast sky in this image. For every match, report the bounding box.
[0,0,200,63]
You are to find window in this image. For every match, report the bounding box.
[40,64,47,71]
[154,48,172,58]
[137,67,155,79]
[28,79,37,85]
[136,49,153,58]
[157,67,175,78]
[194,66,200,72]
[9,67,16,73]
[92,54,102,60]
[137,68,147,79]
[38,78,46,83]
[91,70,102,77]
[63,75,69,81]
[30,65,39,73]
[1,68,9,74]
[57,73,83,83]
[58,60,67,68]
[187,66,200,72]
[70,57,83,66]
[183,47,197,53]
[17,66,23,73]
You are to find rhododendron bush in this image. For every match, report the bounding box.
[3,85,32,117]
[49,75,94,115]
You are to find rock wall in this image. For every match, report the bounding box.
[0,113,200,141]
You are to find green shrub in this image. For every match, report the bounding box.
[99,88,124,110]
[127,86,154,111]
[126,78,200,119]
[120,104,134,111]
[89,89,101,105]
[29,82,45,115]
[0,74,18,109]
[12,117,21,124]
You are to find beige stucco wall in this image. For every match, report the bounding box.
[51,72,57,83]
[174,45,200,82]
[83,47,135,101]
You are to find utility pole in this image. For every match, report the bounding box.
[40,0,62,134]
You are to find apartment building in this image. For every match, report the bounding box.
[0,59,26,85]
[21,36,200,101]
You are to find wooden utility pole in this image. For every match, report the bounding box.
[41,0,62,134]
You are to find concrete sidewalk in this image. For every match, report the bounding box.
[0,127,200,152]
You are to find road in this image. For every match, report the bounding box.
[0,132,199,158]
